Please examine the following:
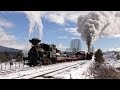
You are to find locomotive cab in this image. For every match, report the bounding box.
[86,52,93,60]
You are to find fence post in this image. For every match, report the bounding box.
[15,62,16,69]
[10,61,13,69]
[23,62,24,68]
[5,63,6,70]
[70,73,72,79]
[1,63,2,70]
[9,62,11,69]
[19,62,20,68]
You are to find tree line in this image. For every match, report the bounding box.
[0,51,23,63]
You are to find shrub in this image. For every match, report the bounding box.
[89,62,120,79]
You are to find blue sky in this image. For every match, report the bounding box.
[0,11,120,51]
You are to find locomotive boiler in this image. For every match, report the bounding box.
[23,38,57,67]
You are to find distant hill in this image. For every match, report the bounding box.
[0,45,21,52]
[108,48,120,52]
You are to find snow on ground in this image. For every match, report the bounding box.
[0,60,90,79]
[103,51,120,68]
[0,51,120,79]
[0,61,28,70]
[51,57,95,79]
[51,60,92,79]
[51,52,120,79]
[0,56,95,79]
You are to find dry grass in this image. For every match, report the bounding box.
[89,62,120,79]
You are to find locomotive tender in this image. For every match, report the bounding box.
[23,38,93,67]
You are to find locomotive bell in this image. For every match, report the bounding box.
[29,38,41,45]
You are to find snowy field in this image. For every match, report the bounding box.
[50,52,120,79]
[45,60,93,79]
[0,51,120,79]
[104,51,120,68]
[0,60,92,79]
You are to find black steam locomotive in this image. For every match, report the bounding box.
[23,38,58,67]
[23,38,93,67]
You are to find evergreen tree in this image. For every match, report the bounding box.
[0,53,6,62]
[116,53,120,60]
[4,51,9,62]
[16,56,22,61]
[16,52,23,61]
[95,49,105,63]
[8,55,12,61]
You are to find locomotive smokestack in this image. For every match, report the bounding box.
[29,38,41,45]
[87,40,91,52]
[88,46,90,53]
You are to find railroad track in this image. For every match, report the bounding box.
[0,60,87,79]
[31,62,86,79]
[15,61,86,79]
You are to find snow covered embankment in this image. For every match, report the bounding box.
[104,51,120,68]
[51,59,94,79]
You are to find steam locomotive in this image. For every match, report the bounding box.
[23,38,93,67]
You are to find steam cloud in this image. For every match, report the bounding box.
[24,11,44,39]
[77,11,120,52]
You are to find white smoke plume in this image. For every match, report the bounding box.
[77,11,120,52]
[24,11,44,40]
